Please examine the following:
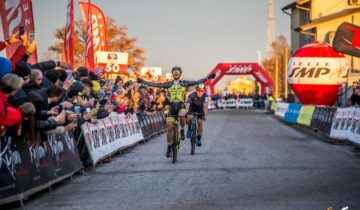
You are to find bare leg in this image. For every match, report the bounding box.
[166,121,174,145]
[198,118,203,136]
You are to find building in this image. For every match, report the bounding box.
[282,0,360,84]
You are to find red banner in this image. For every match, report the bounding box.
[63,0,75,66]
[79,1,107,70]
[0,0,38,64]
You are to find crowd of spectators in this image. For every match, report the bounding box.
[0,31,171,166]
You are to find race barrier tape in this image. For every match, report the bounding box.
[0,132,83,204]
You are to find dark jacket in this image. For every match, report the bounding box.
[8,88,27,108]
[350,94,360,106]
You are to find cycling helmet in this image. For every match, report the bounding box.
[171,66,182,73]
[196,84,205,90]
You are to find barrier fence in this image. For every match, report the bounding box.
[270,102,360,144]
[0,111,166,205]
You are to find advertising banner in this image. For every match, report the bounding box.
[284,104,302,124]
[63,0,75,65]
[79,1,107,70]
[296,105,316,126]
[0,0,38,64]
[330,107,360,142]
[81,114,143,165]
[236,98,253,109]
[138,111,166,139]
[0,132,82,203]
[96,51,128,74]
[310,107,337,135]
[275,102,289,118]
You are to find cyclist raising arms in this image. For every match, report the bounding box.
[186,84,209,146]
[137,66,215,158]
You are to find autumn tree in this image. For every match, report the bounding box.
[262,35,290,99]
[48,17,145,73]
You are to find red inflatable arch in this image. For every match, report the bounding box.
[204,63,274,95]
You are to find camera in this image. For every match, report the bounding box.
[57,105,63,113]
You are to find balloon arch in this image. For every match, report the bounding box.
[204,63,274,95]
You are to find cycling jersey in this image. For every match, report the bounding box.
[187,92,208,116]
[142,78,208,121]
[142,79,207,103]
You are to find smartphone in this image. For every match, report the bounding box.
[66,70,73,78]
[74,106,81,114]
[19,27,25,36]
[85,107,91,113]
[29,31,35,43]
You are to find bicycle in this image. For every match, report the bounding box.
[189,112,200,155]
[171,120,181,164]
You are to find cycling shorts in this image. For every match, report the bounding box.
[166,102,186,122]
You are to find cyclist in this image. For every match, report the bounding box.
[186,84,209,146]
[137,66,215,157]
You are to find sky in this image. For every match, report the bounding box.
[1,0,293,88]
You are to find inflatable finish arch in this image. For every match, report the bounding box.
[204,63,274,95]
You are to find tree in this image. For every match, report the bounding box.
[48,17,145,73]
[262,35,290,99]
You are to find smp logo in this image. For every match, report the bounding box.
[288,67,331,79]
[226,65,253,74]
[107,53,118,61]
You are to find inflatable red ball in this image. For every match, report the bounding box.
[287,41,349,106]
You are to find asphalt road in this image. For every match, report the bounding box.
[19,109,360,210]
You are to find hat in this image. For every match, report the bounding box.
[139,84,148,90]
[76,67,89,78]
[13,61,31,79]
[0,57,12,78]
[97,107,109,119]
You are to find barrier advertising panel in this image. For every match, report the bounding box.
[330,107,360,143]
[310,107,337,135]
[284,104,302,124]
[275,102,289,118]
[296,105,316,126]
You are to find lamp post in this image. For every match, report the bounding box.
[256,50,262,95]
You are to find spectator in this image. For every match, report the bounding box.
[0,74,24,134]
[350,86,360,106]
[9,61,32,107]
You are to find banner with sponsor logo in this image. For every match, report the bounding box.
[62,0,75,65]
[287,42,349,106]
[81,113,143,165]
[0,132,82,204]
[79,1,107,70]
[284,104,302,124]
[0,0,38,64]
[296,105,316,126]
[310,107,337,135]
[205,63,274,95]
[138,111,166,139]
[236,98,253,109]
[96,51,128,74]
[330,107,360,143]
[275,102,289,118]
